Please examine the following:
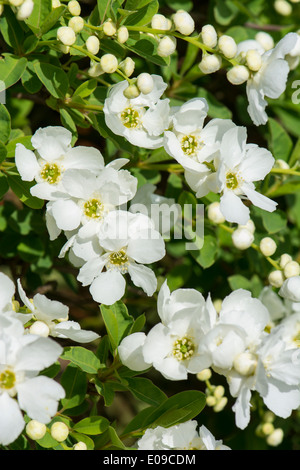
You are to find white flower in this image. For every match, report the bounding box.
[137,421,230,450]
[245,33,298,126]
[17,280,99,343]
[216,126,277,224]
[45,164,137,239]
[0,316,65,446]
[77,211,165,305]
[103,76,169,149]
[15,126,105,201]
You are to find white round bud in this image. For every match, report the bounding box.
[119,57,135,77]
[260,237,277,257]
[214,385,225,399]
[86,36,100,55]
[100,54,118,73]
[266,428,284,447]
[255,32,274,51]
[57,26,76,46]
[213,397,228,413]
[68,0,81,16]
[123,84,140,99]
[157,36,177,57]
[207,202,225,224]
[279,253,293,269]
[117,26,129,44]
[233,352,257,376]
[201,24,218,48]
[73,441,88,450]
[103,19,117,37]
[268,270,285,288]
[26,420,47,440]
[16,0,34,20]
[29,321,50,337]
[232,228,254,250]
[283,260,300,278]
[151,13,171,31]
[227,65,250,85]
[137,73,154,95]
[238,219,255,234]
[218,35,238,59]
[51,422,69,442]
[172,10,195,36]
[206,396,217,407]
[263,411,276,423]
[199,54,222,74]
[9,0,23,6]
[262,422,275,436]
[246,49,263,71]
[274,0,292,16]
[196,368,212,381]
[52,0,61,8]
[69,16,85,33]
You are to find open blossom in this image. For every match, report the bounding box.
[76,210,166,305]
[103,75,170,149]
[137,421,231,450]
[0,315,65,446]
[242,32,298,126]
[15,126,105,200]
[17,279,100,343]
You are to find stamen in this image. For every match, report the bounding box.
[40,163,62,184]
[173,336,195,361]
[226,171,241,190]
[83,198,104,219]
[181,134,203,157]
[0,369,16,390]
[107,249,129,273]
[121,107,141,129]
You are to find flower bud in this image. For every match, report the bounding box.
[51,422,69,442]
[268,270,285,288]
[58,44,70,54]
[255,32,274,51]
[26,420,47,440]
[197,369,212,381]
[103,19,117,37]
[206,396,217,407]
[52,0,61,8]
[262,422,275,436]
[86,36,100,55]
[214,385,225,399]
[29,321,50,337]
[73,441,88,450]
[274,159,290,169]
[207,202,225,224]
[238,219,255,234]
[279,276,300,301]
[283,260,300,278]
[100,54,118,74]
[199,54,222,74]
[0,5,3,15]
[123,84,140,99]
[17,0,34,20]
[88,62,104,77]
[137,73,154,95]
[213,299,222,314]
[263,411,276,423]
[279,253,292,269]
[201,24,218,48]
[57,26,76,46]
[172,10,195,36]
[246,49,263,71]
[69,16,85,33]
[227,65,250,85]
[119,57,135,77]
[213,397,228,413]
[274,0,292,16]
[260,237,277,257]
[9,0,23,6]
[151,13,171,31]
[218,35,238,59]
[232,228,254,250]
[68,0,81,16]
[266,428,284,447]
[117,26,129,44]
[157,36,177,57]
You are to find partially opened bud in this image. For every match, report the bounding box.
[29,321,50,337]
[157,36,177,57]
[100,54,118,73]
[199,54,222,74]
[172,10,195,36]
[119,57,135,77]
[227,65,250,85]
[57,26,76,46]
[123,84,140,99]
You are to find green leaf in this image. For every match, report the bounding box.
[33,61,69,99]
[0,173,9,199]
[269,180,300,197]
[126,35,170,67]
[98,0,111,22]
[214,0,239,25]
[260,209,287,234]
[0,54,27,90]
[26,0,52,36]
[6,174,44,209]
[268,118,293,162]
[100,301,134,351]
[0,104,11,144]
[73,79,98,99]
[61,365,88,410]
[0,5,24,53]
[126,377,167,406]
[273,107,300,138]
[0,142,7,165]
[125,0,158,26]
[289,137,300,167]
[191,234,218,268]
[197,88,232,119]
[40,5,66,35]
[73,416,110,435]
[62,346,103,374]
[17,235,44,262]
[95,379,116,406]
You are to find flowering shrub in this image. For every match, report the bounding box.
[0,0,300,451]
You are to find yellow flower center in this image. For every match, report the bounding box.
[173,336,195,361]
[0,369,16,390]
[83,198,104,219]
[107,249,129,273]
[121,107,140,129]
[226,171,240,190]
[181,134,203,157]
[40,163,62,184]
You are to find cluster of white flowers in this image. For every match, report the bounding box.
[15,126,166,305]
[0,0,34,20]
[136,420,231,450]
[104,78,277,225]
[118,280,300,430]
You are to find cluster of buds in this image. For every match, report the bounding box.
[122,72,155,99]
[269,252,300,288]
[256,412,284,447]
[101,18,129,44]
[4,0,34,20]
[232,220,256,251]
[197,369,228,413]
[56,1,84,52]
